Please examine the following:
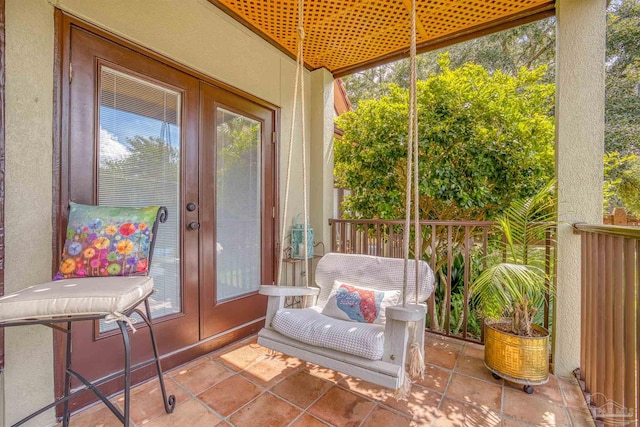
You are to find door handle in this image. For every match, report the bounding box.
[187,221,200,231]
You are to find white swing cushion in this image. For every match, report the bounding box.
[0,276,153,323]
[271,306,385,360]
[321,281,400,325]
[315,253,435,308]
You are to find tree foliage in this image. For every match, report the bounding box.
[343,2,640,214]
[342,18,555,108]
[335,55,555,222]
[603,151,637,213]
[606,0,640,155]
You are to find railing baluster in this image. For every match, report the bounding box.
[584,232,593,389]
[580,230,586,383]
[613,236,624,414]
[588,232,598,398]
[604,235,614,405]
[331,220,336,252]
[445,225,452,336]
[352,224,356,253]
[364,223,369,254]
[389,225,395,258]
[635,238,639,427]
[544,227,551,331]
[481,226,488,343]
[462,226,470,340]
[596,233,605,406]
[429,224,436,334]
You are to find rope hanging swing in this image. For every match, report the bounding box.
[396,0,425,397]
[270,0,425,399]
[277,0,309,289]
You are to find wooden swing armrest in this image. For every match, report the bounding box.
[260,286,320,329]
[382,304,426,366]
[259,285,320,297]
[386,304,426,322]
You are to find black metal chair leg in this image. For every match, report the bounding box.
[143,298,176,413]
[117,321,131,427]
[62,321,72,427]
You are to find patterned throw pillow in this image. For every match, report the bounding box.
[322,281,400,325]
[54,202,160,280]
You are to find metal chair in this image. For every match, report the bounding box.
[0,206,175,426]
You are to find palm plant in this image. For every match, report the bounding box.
[470,180,556,337]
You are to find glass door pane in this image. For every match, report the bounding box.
[216,108,261,301]
[98,66,181,328]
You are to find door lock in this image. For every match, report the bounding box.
[186,202,197,212]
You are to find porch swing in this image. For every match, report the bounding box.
[257,0,435,395]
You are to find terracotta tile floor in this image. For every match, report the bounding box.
[63,333,595,427]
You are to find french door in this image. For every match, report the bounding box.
[199,83,273,338]
[62,19,275,408]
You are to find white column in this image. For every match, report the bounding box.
[309,68,335,251]
[554,0,606,377]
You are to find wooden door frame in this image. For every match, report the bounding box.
[0,0,6,373]
[53,11,280,412]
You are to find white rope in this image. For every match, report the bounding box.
[402,0,418,308]
[410,0,421,302]
[406,0,425,385]
[299,0,310,288]
[277,0,307,286]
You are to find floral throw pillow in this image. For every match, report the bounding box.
[54,202,160,280]
[322,281,400,325]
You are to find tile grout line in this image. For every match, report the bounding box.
[429,337,463,427]
[212,356,313,426]
[357,400,379,427]
[500,371,506,424]
[294,377,338,425]
[437,341,503,423]
[559,379,577,427]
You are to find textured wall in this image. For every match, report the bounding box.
[4,0,312,424]
[554,0,606,377]
[309,68,335,252]
[4,0,56,425]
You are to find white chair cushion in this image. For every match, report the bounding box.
[271,306,385,360]
[0,276,153,323]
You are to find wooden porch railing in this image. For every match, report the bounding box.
[575,223,640,426]
[328,218,555,344]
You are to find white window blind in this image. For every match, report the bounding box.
[98,66,182,328]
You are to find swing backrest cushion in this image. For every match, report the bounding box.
[315,253,435,309]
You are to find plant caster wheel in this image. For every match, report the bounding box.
[492,373,502,380]
[523,385,534,394]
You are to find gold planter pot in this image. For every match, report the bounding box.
[484,320,549,389]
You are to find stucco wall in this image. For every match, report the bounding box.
[4,0,56,425]
[4,0,311,424]
[309,68,335,251]
[554,0,606,377]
